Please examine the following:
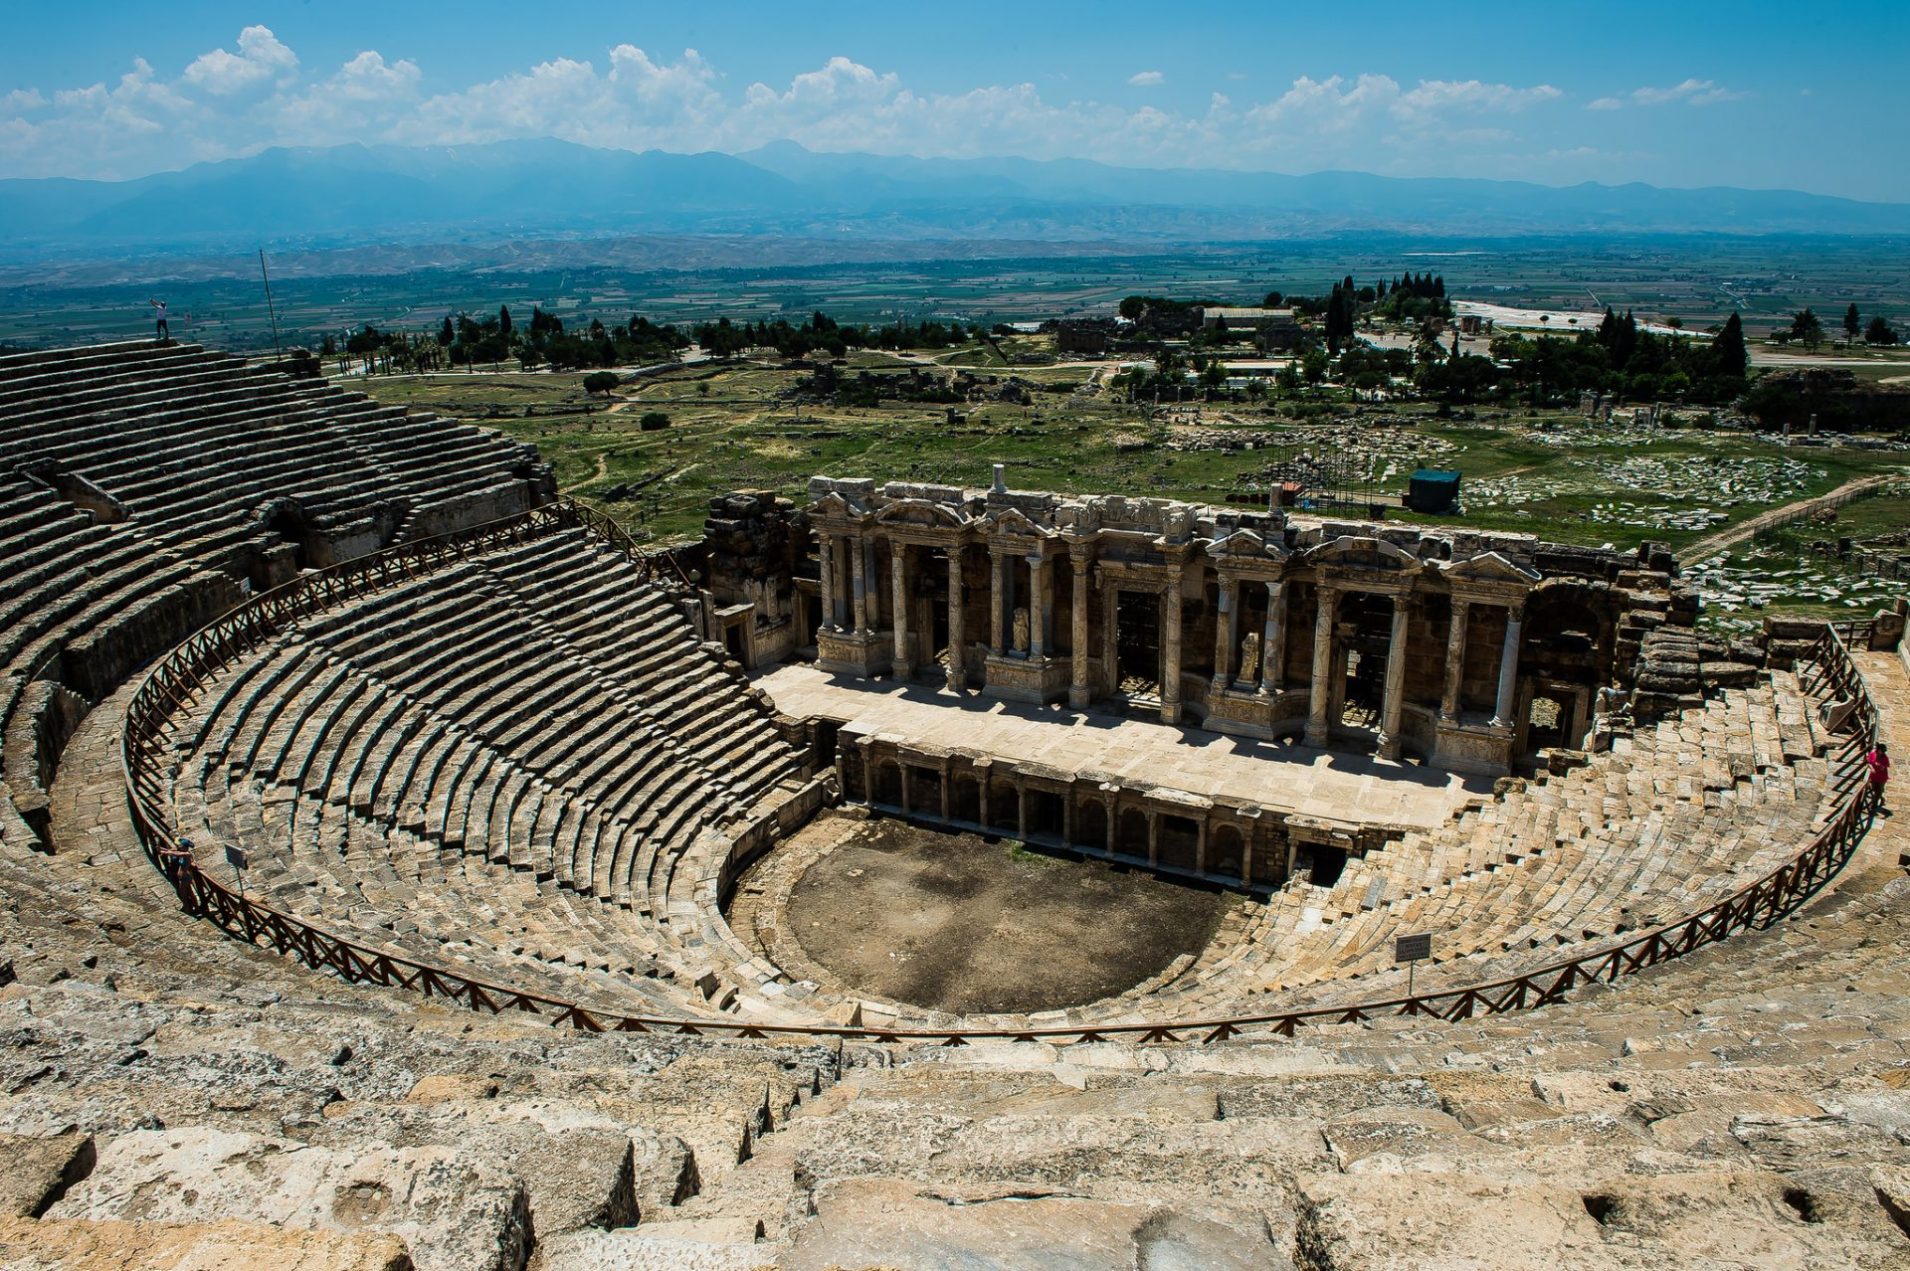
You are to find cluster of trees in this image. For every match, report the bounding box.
[322,307,692,373]
[692,312,980,360]
[1773,305,1900,348]
[1420,311,1749,407]
[1116,295,1213,320]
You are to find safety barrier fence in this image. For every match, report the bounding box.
[122,524,1882,1046]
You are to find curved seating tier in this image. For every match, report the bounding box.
[0,340,554,847]
[737,663,1848,1031]
[161,528,806,1016]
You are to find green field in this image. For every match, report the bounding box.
[357,346,1910,634]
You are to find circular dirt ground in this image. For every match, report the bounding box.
[781,820,1243,1014]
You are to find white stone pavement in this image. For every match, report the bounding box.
[756,663,1494,832]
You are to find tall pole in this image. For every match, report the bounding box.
[258,249,283,362]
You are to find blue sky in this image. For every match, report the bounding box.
[3,1,1906,199]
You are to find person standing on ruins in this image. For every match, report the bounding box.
[1866,741,1890,815]
[150,298,170,343]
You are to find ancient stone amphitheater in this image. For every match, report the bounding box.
[2,340,1908,1270]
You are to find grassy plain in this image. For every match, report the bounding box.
[356,345,1910,604]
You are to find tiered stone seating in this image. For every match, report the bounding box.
[161,528,804,1014]
[1099,669,1845,1019]
[0,340,550,569]
[0,340,553,849]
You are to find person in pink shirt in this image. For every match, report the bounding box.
[1866,741,1889,815]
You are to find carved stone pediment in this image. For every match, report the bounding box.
[983,506,1052,541]
[874,498,969,529]
[1207,528,1288,562]
[812,490,869,522]
[1302,534,1419,572]
[1443,550,1542,585]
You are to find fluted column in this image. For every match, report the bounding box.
[890,543,910,671]
[1492,603,1524,729]
[1305,584,1338,747]
[988,546,1006,656]
[1260,579,1287,694]
[1160,566,1184,724]
[1440,598,1470,720]
[1069,554,1092,708]
[945,546,966,693]
[1212,575,1236,689]
[850,535,868,634]
[817,531,836,631]
[1376,599,1410,761]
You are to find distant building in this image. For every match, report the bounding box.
[1056,318,1118,356]
[1197,306,1303,351]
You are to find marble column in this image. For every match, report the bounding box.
[1260,579,1286,694]
[1440,598,1470,720]
[1160,567,1184,724]
[850,535,868,635]
[817,532,836,631]
[864,537,882,632]
[1212,576,1236,690]
[1305,585,1338,747]
[1492,603,1524,729]
[1377,598,1410,761]
[890,543,910,671]
[1069,555,1092,709]
[945,547,966,693]
[988,547,1006,656]
[1039,550,1054,657]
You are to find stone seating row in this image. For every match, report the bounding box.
[160,530,802,1017]
[862,669,1843,1032]
[0,342,546,563]
[1209,673,1837,1006]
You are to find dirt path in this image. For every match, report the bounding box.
[1683,473,1900,560]
[561,451,609,495]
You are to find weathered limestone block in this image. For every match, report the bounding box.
[0,1215,413,1271]
[49,1127,532,1271]
[313,1101,641,1236]
[782,1178,1288,1271]
[0,1131,95,1218]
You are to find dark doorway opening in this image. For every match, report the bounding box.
[1115,591,1161,695]
[1159,816,1200,872]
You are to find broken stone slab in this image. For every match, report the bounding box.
[0,1131,96,1218]
[47,1126,531,1271]
[311,1101,641,1237]
[780,1178,1289,1271]
[0,1215,413,1271]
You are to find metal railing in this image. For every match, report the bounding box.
[121,525,1883,1045]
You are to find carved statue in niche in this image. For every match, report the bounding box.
[1012,606,1030,654]
[1237,631,1261,684]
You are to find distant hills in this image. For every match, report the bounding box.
[3,138,1908,259]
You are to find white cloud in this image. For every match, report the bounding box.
[182,25,298,97]
[0,33,1593,183]
[1593,79,1747,111]
[1128,70,1164,87]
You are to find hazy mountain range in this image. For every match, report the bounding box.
[4,138,1907,261]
